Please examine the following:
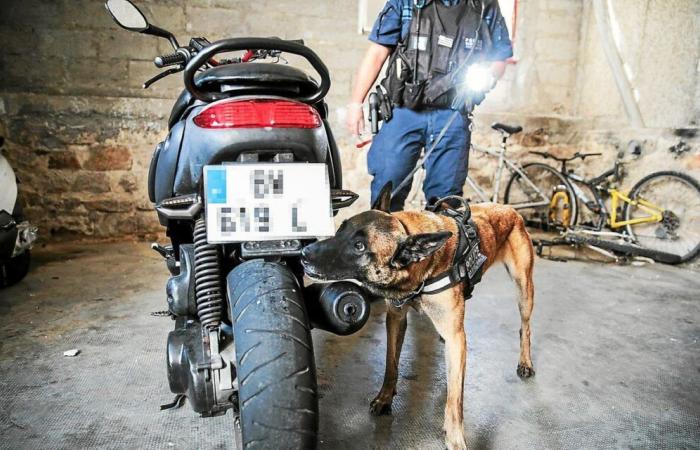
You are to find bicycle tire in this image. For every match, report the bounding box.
[228,260,318,450]
[503,162,578,229]
[624,171,700,263]
[567,234,682,264]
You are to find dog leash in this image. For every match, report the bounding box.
[391,109,462,199]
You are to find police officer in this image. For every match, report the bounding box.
[347,0,513,211]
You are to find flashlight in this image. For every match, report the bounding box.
[464,64,494,92]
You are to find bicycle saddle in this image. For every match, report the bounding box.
[491,122,523,135]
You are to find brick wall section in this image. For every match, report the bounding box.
[0,0,698,240]
[0,0,367,239]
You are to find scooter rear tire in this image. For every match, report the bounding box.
[228,259,318,450]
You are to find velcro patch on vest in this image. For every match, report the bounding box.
[409,35,429,51]
[464,37,483,51]
[466,245,487,279]
[437,35,454,48]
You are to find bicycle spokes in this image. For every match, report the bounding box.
[626,172,700,261]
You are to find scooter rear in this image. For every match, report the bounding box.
[105,1,366,448]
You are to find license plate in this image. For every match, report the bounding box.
[204,163,334,243]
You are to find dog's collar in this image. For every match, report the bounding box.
[390,196,487,309]
[390,282,425,308]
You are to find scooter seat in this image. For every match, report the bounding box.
[195,63,319,98]
[491,122,523,135]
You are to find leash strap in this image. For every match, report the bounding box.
[391,109,462,198]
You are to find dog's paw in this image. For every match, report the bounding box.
[369,397,393,416]
[444,432,467,450]
[517,363,535,379]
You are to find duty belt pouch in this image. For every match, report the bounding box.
[381,50,410,108]
[376,85,393,122]
[402,81,426,110]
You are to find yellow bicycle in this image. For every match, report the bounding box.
[505,151,700,264]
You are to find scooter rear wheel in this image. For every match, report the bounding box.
[228,259,318,450]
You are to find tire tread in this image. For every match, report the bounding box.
[229,259,318,450]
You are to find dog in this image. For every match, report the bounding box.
[301,183,535,450]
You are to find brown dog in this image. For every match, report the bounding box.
[301,184,535,450]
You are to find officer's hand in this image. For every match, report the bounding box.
[346,103,365,139]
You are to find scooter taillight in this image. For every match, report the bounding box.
[193,99,322,129]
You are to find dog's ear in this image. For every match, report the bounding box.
[390,231,452,269]
[371,182,393,212]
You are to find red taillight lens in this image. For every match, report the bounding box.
[193,99,322,129]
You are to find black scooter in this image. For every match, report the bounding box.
[105,1,368,448]
[0,136,37,287]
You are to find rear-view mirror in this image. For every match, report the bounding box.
[105,0,149,32]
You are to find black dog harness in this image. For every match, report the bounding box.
[391,196,487,308]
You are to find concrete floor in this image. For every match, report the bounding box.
[0,242,698,450]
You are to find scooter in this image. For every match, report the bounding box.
[105,1,368,448]
[0,136,37,288]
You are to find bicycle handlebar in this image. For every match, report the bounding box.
[184,37,330,103]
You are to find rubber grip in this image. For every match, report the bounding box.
[155,52,185,68]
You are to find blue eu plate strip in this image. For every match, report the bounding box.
[206,167,227,204]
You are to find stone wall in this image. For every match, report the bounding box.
[0,0,367,240]
[0,0,698,241]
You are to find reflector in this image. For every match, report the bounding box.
[193,99,322,129]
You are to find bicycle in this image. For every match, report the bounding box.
[505,150,700,264]
[406,122,577,218]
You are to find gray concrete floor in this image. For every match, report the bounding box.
[0,242,698,450]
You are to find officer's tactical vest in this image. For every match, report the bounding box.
[381,0,491,110]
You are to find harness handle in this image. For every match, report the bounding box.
[426,195,472,221]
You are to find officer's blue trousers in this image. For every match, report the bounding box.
[367,107,471,211]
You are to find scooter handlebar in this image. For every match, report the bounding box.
[184,37,330,104]
[155,51,187,68]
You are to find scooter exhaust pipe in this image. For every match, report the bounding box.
[304,281,370,336]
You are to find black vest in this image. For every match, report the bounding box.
[381,0,491,110]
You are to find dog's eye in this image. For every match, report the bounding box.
[354,241,366,252]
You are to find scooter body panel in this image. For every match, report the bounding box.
[151,98,339,209]
[153,121,186,204]
[0,154,18,215]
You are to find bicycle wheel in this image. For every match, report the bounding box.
[503,162,578,230]
[625,171,700,263]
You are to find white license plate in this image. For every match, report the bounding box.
[204,163,334,243]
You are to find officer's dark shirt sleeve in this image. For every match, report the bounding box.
[368,0,404,47]
[484,1,513,61]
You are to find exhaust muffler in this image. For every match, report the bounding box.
[304,281,370,336]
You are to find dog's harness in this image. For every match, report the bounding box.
[390,196,487,308]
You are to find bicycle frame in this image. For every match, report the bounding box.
[567,168,663,233]
[467,143,551,210]
[609,189,663,228]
